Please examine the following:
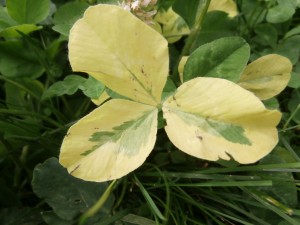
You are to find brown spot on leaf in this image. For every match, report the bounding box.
[141,65,148,77]
[195,130,203,141]
[196,135,203,140]
[172,96,181,107]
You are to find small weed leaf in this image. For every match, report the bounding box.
[32,158,113,222]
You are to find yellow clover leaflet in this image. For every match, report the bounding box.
[155,7,190,43]
[208,0,238,17]
[238,54,292,100]
[60,4,284,182]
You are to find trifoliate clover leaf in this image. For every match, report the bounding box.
[60,4,284,182]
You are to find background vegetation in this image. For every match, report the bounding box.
[0,0,300,224]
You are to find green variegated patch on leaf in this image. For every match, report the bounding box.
[238,54,292,100]
[82,109,156,157]
[173,110,251,145]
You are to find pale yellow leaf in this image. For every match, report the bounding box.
[162,77,281,164]
[155,8,190,43]
[208,0,238,17]
[68,5,169,106]
[59,99,158,182]
[238,54,292,100]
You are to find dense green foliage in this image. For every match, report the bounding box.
[0,0,300,224]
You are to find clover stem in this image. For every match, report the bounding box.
[78,180,117,225]
[172,0,211,84]
[182,0,211,55]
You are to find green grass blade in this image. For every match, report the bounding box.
[241,187,299,225]
[170,180,272,187]
[96,209,130,225]
[134,174,166,221]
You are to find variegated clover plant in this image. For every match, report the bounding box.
[59,4,292,182]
